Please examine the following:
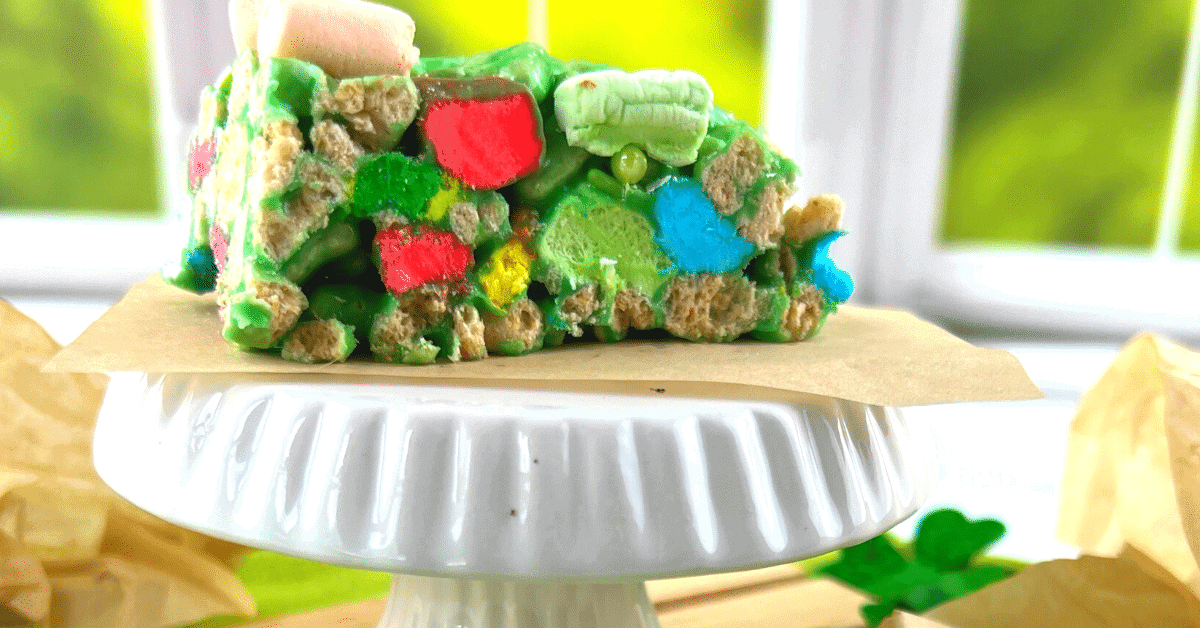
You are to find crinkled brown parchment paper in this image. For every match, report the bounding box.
[0,298,254,628]
[44,277,1041,407]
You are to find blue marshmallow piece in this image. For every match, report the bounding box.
[812,231,854,303]
[653,177,756,274]
[185,247,218,292]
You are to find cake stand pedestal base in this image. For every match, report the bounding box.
[377,575,660,628]
[93,373,932,628]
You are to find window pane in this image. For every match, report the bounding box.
[941,0,1189,249]
[374,0,529,57]
[1180,108,1200,251]
[549,0,766,127]
[0,0,159,215]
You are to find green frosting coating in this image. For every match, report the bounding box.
[411,56,467,76]
[749,287,792,342]
[224,296,275,349]
[198,83,230,130]
[255,56,326,122]
[496,337,541,357]
[745,249,787,288]
[282,221,359,284]
[514,129,593,207]
[458,42,565,103]
[350,153,442,219]
[306,284,384,335]
[418,44,566,104]
[400,341,440,364]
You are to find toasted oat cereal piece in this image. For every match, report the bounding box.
[311,120,364,174]
[369,284,451,364]
[318,75,419,150]
[738,177,793,248]
[282,319,358,363]
[784,194,845,245]
[559,285,599,337]
[218,274,308,348]
[664,274,759,342]
[611,289,656,335]
[701,133,765,216]
[453,304,487,361]
[252,156,346,264]
[780,284,826,341]
[483,298,544,356]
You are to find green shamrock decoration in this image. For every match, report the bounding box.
[816,509,1016,627]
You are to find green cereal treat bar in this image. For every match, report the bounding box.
[164,1,854,364]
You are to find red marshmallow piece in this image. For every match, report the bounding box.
[375,226,474,295]
[189,136,215,192]
[415,77,544,190]
[210,224,228,272]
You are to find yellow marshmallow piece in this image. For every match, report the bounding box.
[481,239,535,309]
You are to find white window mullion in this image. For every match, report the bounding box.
[863,0,964,308]
[527,0,549,51]
[780,0,893,296]
[763,0,806,162]
[1155,0,1200,259]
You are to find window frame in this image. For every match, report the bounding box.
[0,0,230,298]
[773,0,1200,341]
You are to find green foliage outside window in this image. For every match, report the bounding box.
[942,0,1200,251]
[0,0,158,213]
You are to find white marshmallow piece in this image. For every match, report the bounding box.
[229,0,267,53]
[256,0,420,78]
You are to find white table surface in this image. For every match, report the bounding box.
[5,295,1117,563]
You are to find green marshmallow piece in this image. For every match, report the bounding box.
[349,153,442,219]
[554,69,713,167]
[535,182,673,297]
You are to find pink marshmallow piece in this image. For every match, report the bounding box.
[256,0,420,78]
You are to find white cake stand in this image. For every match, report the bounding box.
[93,372,932,628]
